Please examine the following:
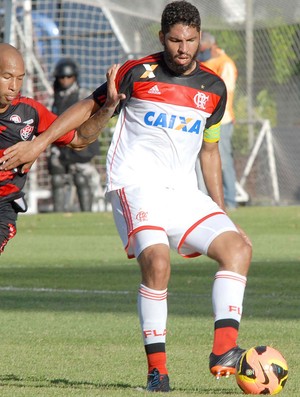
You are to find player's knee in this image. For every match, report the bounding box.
[239,240,252,268]
[138,245,171,289]
[210,232,252,275]
[227,237,252,275]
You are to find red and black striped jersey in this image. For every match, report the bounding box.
[0,96,75,203]
[93,52,227,192]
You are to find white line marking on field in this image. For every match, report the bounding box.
[0,286,210,298]
[0,287,296,300]
[0,286,131,295]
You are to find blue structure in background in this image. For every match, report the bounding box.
[30,1,124,89]
[30,11,62,75]
[15,7,61,77]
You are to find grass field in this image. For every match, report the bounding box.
[1,206,299,396]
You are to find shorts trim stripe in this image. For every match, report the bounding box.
[129,225,165,239]
[178,211,225,255]
[117,188,133,235]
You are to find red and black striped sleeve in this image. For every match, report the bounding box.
[23,98,76,145]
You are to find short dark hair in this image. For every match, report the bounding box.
[161,1,201,35]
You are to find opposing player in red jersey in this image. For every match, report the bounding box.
[0,2,252,392]
[0,43,119,254]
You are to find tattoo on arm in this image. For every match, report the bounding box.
[75,105,116,146]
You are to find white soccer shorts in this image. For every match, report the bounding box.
[108,185,238,259]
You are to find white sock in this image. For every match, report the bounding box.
[212,270,247,322]
[138,284,168,345]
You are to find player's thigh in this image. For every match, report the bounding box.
[109,186,169,258]
[183,213,238,255]
[134,229,169,259]
[0,202,18,223]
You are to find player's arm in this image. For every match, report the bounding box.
[0,64,124,171]
[200,117,226,210]
[200,139,252,246]
[199,139,225,211]
[200,122,252,247]
[69,64,125,150]
[0,96,98,172]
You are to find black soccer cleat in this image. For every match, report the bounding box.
[209,346,246,379]
[146,368,170,392]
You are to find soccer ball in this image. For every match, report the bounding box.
[235,346,288,395]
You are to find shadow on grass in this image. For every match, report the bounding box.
[0,373,135,390]
[0,374,243,394]
[0,260,299,318]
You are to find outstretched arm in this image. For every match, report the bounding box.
[69,64,125,150]
[0,96,97,172]
[0,64,125,172]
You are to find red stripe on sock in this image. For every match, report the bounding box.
[214,273,247,286]
[147,352,168,374]
[212,327,238,355]
[139,286,167,301]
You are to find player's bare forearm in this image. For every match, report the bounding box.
[0,64,124,170]
[0,97,96,171]
[70,102,119,150]
[199,141,226,211]
[69,64,126,150]
[43,97,97,145]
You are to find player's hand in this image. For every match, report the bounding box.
[0,141,41,173]
[105,64,126,108]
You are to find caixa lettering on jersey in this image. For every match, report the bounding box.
[144,111,202,134]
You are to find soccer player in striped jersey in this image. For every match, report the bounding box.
[0,1,252,392]
[0,44,75,253]
[0,44,117,254]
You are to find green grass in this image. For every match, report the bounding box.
[0,206,299,396]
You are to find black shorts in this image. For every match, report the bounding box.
[0,201,18,254]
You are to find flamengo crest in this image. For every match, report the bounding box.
[194,92,209,109]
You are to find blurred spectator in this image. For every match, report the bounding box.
[199,32,238,209]
[48,58,104,212]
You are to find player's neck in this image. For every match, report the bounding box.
[0,104,9,113]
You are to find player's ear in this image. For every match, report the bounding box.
[159,31,165,46]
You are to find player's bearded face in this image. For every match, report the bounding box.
[160,24,200,75]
